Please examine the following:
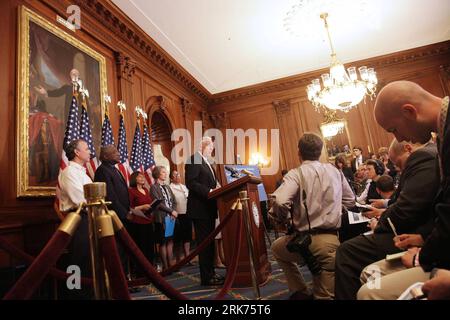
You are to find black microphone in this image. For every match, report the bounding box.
[225,166,240,178]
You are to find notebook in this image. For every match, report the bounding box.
[164,215,176,237]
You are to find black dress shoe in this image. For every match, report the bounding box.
[201,277,224,286]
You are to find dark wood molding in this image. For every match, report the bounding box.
[114,51,136,83]
[209,40,450,105]
[210,112,229,129]
[73,0,210,102]
[180,97,193,117]
[273,99,292,118]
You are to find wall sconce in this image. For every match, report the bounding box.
[249,152,270,168]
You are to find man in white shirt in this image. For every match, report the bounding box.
[270,133,355,300]
[58,139,92,212]
[58,138,93,299]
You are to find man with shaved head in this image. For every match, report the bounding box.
[370,81,450,293]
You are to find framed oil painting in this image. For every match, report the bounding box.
[17,6,106,197]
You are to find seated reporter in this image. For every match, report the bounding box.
[270,133,355,300]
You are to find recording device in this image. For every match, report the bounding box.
[286,226,322,275]
[225,166,240,178]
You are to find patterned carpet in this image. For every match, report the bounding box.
[130,231,313,300]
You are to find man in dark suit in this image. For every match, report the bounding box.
[374,81,450,272]
[94,145,130,221]
[335,140,439,299]
[94,145,131,284]
[350,146,367,174]
[185,136,223,286]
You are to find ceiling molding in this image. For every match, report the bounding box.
[209,40,450,106]
[74,0,210,102]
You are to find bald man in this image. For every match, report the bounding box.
[94,145,130,220]
[373,81,450,273]
[334,139,439,299]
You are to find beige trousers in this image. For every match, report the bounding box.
[357,259,430,300]
[271,233,340,300]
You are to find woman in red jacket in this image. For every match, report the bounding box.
[128,172,156,271]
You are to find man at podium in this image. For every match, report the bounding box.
[185,136,224,286]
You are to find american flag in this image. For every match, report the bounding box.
[79,104,98,179]
[142,123,156,187]
[129,122,143,172]
[101,114,115,146]
[117,114,132,185]
[55,94,80,216]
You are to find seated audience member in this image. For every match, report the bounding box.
[368,152,377,160]
[128,171,156,267]
[356,159,385,204]
[335,139,439,299]
[270,133,355,300]
[362,175,395,220]
[353,164,368,196]
[169,170,193,263]
[335,154,354,187]
[150,166,178,271]
[378,147,398,180]
[350,81,449,300]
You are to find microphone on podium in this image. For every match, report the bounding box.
[225,166,240,178]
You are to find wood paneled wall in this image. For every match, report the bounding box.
[208,41,450,194]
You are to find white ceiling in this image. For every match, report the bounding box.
[112,0,450,94]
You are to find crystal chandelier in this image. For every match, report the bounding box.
[306,13,378,112]
[320,110,345,140]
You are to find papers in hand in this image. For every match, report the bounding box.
[398,282,426,300]
[386,251,406,261]
[130,208,151,220]
[355,202,375,212]
[347,210,371,224]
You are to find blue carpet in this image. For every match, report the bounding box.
[131,231,313,300]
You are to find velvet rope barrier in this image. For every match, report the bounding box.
[3,230,75,300]
[213,209,243,300]
[115,227,188,300]
[0,236,94,287]
[115,204,245,300]
[98,235,131,300]
[161,205,236,276]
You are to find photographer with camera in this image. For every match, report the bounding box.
[269,133,355,300]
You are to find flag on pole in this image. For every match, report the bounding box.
[79,90,98,179]
[141,122,156,187]
[129,121,143,173]
[101,114,115,146]
[55,93,80,218]
[117,113,132,185]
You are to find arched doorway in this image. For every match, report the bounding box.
[150,110,174,169]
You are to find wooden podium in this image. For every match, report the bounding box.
[208,175,271,287]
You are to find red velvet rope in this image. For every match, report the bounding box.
[98,235,131,300]
[3,231,73,300]
[116,227,188,300]
[161,206,236,276]
[214,209,243,300]
[1,204,245,300]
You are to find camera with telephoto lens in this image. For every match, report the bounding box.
[286,226,322,275]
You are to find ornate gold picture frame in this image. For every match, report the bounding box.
[17,6,107,197]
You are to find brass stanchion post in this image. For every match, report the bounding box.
[239,191,261,300]
[84,182,112,300]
